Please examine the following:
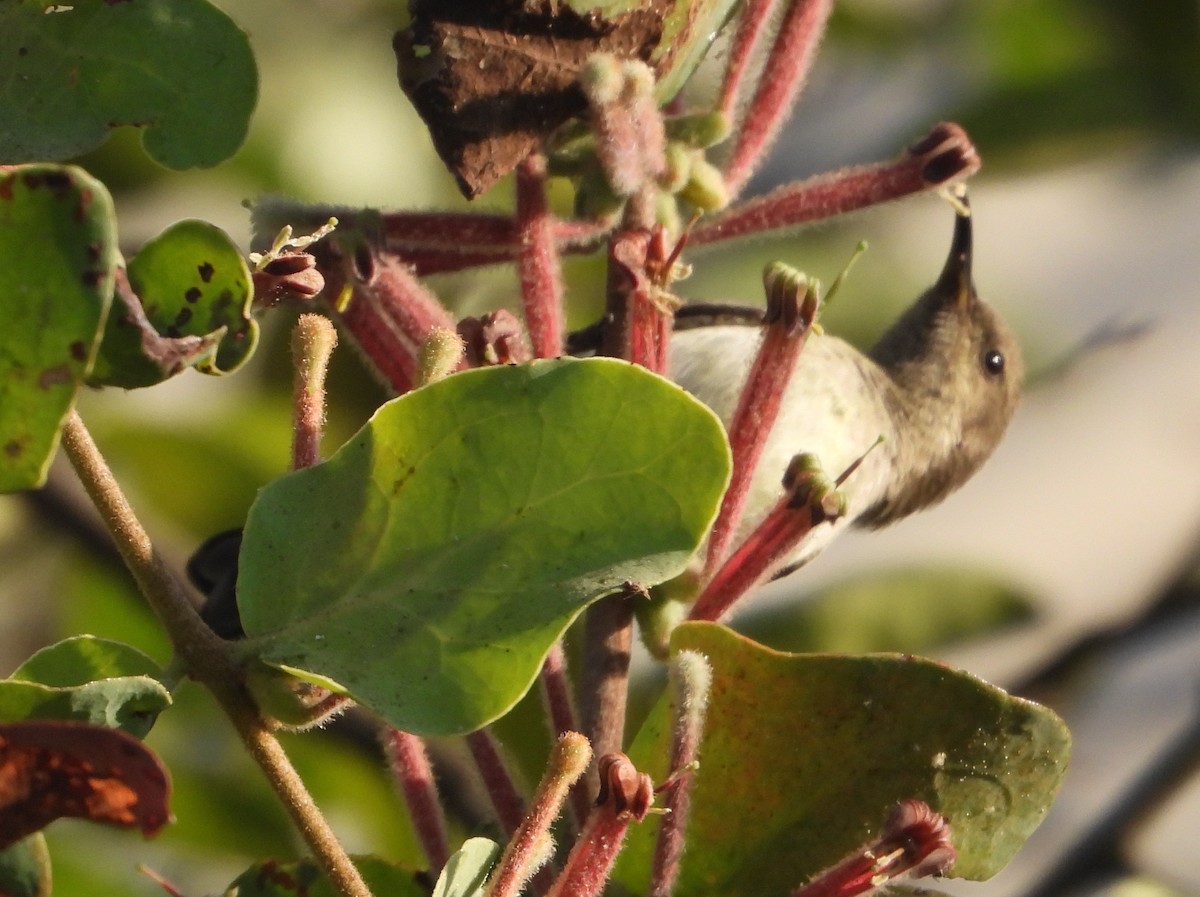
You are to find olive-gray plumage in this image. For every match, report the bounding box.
[669,206,1023,570]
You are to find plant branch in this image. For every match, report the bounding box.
[580,586,638,788]
[59,411,374,897]
[716,0,784,121]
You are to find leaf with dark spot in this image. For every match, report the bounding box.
[89,220,257,388]
[0,164,117,493]
[0,720,171,849]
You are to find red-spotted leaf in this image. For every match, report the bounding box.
[0,164,117,492]
[0,720,171,849]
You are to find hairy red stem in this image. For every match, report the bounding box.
[694,123,981,248]
[516,154,566,358]
[466,729,527,838]
[381,728,450,873]
[717,0,785,120]
[704,269,818,573]
[723,0,835,195]
[538,644,591,830]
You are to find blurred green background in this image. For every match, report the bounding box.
[2,1,1199,894]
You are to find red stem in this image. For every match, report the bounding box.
[693,123,981,248]
[546,806,632,897]
[377,214,605,277]
[723,0,835,196]
[516,154,566,358]
[381,728,450,873]
[545,756,651,897]
[690,484,831,623]
[717,0,785,120]
[466,729,527,838]
[537,644,591,830]
[704,271,817,573]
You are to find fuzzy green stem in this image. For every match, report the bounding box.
[650,651,713,897]
[292,313,338,471]
[416,326,466,387]
[59,411,373,897]
[485,732,592,897]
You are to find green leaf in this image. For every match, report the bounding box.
[0,0,257,169]
[432,838,501,897]
[616,623,1071,895]
[738,566,1035,655]
[11,635,163,685]
[238,358,731,735]
[90,219,258,387]
[0,164,117,492]
[0,836,51,897]
[228,855,426,897]
[0,677,170,739]
[1,636,170,738]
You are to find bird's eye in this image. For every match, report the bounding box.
[982,349,1005,376]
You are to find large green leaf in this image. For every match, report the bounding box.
[0,164,117,492]
[0,635,169,737]
[738,566,1035,655]
[616,623,1071,895]
[0,0,256,169]
[90,219,258,387]
[237,358,731,735]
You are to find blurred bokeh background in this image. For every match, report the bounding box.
[2,1,1198,894]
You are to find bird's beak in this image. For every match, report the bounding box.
[932,194,974,311]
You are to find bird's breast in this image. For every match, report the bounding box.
[669,325,899,559]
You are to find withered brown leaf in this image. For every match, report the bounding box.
[0,720,170,848]
[395,0,674,198]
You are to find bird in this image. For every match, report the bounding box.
[668,197,1023,576]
